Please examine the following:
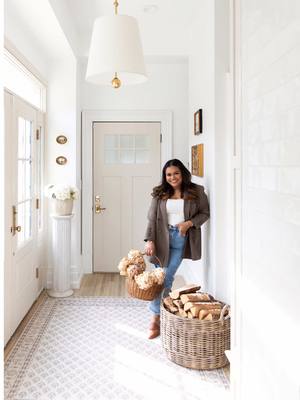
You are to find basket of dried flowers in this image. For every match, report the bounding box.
[118,250,165,301]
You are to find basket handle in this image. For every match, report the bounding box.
[220,304,230,324]
[141,252,163,268]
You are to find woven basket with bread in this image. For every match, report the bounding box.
[118,250,165,301]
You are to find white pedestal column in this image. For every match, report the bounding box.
[48,214,74,298]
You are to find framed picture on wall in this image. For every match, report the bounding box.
[194,109,203,135]
[191,144,204,177]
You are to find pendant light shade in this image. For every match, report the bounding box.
[86,15,147,87]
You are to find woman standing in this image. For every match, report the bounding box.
[144,159,210,339]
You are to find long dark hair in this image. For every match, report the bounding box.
[152,159,198,199]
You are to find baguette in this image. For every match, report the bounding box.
[184,301,222,312]
[187,311,194,319]
[169,284,201,300]
[180,293,212,304]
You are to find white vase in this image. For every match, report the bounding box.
[53,199,74,216]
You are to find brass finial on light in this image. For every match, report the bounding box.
[112,1,121,88]
[113,0,119,15]
[112,73,121,88]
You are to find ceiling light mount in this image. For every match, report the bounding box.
[143,4,159,14]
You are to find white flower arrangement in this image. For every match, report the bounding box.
[44,184,79,200]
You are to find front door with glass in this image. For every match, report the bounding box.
[4,92,42,345]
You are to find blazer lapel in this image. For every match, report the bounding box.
[160,199,168,226]
[184,198,191,220]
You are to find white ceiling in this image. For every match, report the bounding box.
[5,0,199,62]
[50,0,199,58]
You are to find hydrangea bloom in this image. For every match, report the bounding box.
[44,184,79,200]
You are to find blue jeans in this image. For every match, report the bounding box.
[149,226,186,315]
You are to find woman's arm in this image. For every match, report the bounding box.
[144,197,158,256]
[144,197,158,251]
[190,186,210,228]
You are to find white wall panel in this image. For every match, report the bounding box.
[240,0,300,398]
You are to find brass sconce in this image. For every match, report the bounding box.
[56,135,68,144]
[56,156,67,165]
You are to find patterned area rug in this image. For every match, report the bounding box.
[5,295,230,400]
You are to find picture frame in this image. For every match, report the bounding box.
[191,144,204,177]
[194,109,203,135]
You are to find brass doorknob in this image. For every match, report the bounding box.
[11,206,22,235]
[95,196,106,214]
[95,204,107,214]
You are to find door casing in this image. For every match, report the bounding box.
[82,110,172,274]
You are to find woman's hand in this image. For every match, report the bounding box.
[176,220,193,237]
[145,240,155,256]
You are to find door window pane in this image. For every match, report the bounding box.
[136,150,150,164]
[135,135,150,149]
[120,150,135,164]
[4,49,46,111]
[120,135,134,149]
[18,118,25,158]
[18,160,25,202]
[104,134,118,149]
[105,150,119,164]
[17,117,32,246]
[25,161,31,199]
[37,125,42,230]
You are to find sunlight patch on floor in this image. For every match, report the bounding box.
[114,345,230,400]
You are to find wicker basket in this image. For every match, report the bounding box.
[126,254,164,301]
[161,302,230,370]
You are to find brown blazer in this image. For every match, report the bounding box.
[144,184,210,267]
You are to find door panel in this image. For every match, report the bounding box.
[93,122,161,272]
[4,92,41,345]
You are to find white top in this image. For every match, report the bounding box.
[166,199,185,226]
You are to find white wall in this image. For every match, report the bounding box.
[185,0,232,305]
[4,0,81,289]
[80,57,189,164]
[239,0,300,398]
[185,0,215,293]
[0,0,5,392]
[46,58,81,288]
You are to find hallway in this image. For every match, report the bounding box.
[2,0,300,399]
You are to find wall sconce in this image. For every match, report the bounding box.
[56,156,67,165]
[56,135,68,144]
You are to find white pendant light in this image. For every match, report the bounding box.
[86,0,147,89]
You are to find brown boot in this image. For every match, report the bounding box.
[148,315,160,339]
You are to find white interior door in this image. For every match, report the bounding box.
[4,92,42,345]
[93,122,161,272]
